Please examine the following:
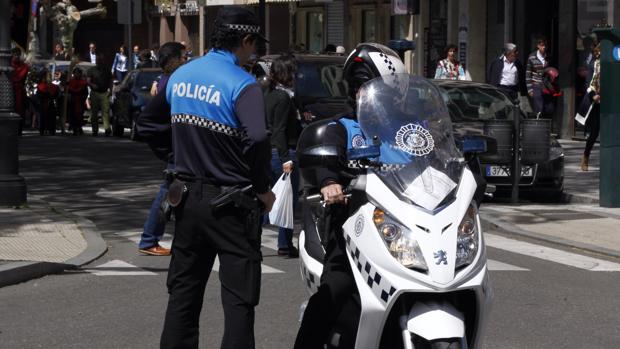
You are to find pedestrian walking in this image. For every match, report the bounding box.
[132,45,141,69]
[581,44,601,172]
[137,49,156,69]
[53,42,69,61]
[10,48,29,136]
[86,42,97,64]
[87,54,112,136]
[67,67,88,135]
[138,41,186,257]
[526,37,553,117]
[487,43,527,101]
[137,7,275,348]
[264,53,301,258]
[111,45,128,83]
[434,44,470,80]
[150,43,160,65]
[36,70,59,135]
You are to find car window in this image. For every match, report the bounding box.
[295,62,348,99]
[134,71,160,90]
[440,86,513,122]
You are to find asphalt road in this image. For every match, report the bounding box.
[0,133,618,349]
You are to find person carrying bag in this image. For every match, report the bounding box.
[264,53,301,257]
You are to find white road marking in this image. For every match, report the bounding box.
[487,259,529,271]
[84,260,157,276]
[114,230,286,274]
[486,234,620,271]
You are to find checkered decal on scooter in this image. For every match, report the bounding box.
[300,262,319,294]
[345,234,396,303]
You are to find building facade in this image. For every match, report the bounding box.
[16,0,620,138]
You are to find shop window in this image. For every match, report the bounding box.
[392,15,409,40]
[362,10,376,42]
[307,12,324,53]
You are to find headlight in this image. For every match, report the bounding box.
[373,208,428,271]
[455,203,479,268]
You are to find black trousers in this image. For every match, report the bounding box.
[160,182,262,349]
[498,84,519,102]
[584,102,601,157]
[295,204,357,349]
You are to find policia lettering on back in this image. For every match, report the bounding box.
[153,6,274,349]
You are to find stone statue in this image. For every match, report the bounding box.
[49,0,107,55]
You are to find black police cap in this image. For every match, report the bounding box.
[215,6,269,43]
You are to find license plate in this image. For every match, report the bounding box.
[486,165,533,177]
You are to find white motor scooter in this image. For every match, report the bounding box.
[297,75,493,349]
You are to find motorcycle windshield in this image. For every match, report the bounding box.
[357,74,464,211]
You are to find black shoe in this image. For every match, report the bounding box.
[104,129,111,137]
[287,246,299,258]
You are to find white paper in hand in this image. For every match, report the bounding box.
[403,166,457,211]
[269,173,294,229]
[575,104,593,126]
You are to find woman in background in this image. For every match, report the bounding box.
[264,54,301,258]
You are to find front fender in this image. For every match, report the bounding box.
[407,300,465,341]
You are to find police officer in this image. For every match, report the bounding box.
[139,7,275,349]
[294,43,408,349]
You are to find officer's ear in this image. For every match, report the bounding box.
[241,34,257,48]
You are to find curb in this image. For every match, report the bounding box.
[0,196,108,288]
[563,192,599,205]
[480,213,620,260]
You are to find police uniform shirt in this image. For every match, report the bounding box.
[166,49,271,193]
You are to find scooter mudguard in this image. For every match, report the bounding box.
[407,300,465,341]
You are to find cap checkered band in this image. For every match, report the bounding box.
[224,24,260,34]
[347,160,406,172]
[346,234,397,304]
[172,114,243,138]
[300,262,319,294]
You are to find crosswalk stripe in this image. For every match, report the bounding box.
[114,230,285,274]
[487,259,529,271]
[84,260,157,276]
[485,234,620,271]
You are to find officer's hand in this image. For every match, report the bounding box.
[282,161,293,174]
[528,91,534,97]
[257,191,276,213]
[321,183,346,205]
[593,94,601,103]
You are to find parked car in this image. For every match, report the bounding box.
[432,80,565,199]
[255,54,352,121]
[111,68,162,138]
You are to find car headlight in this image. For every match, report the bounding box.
[373,208,428,271]
[455,203,479,268]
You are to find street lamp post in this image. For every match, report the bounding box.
[0,0,27,206]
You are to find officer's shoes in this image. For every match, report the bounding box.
[139,244,171,256]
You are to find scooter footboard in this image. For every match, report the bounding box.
[407,300,465,341]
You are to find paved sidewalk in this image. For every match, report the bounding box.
[0,196,107,287]
[481,139,620,259]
